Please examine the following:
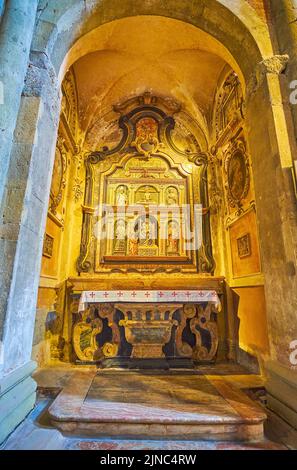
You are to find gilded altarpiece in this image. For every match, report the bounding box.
[70,96,223,366]
[77,97,215,275]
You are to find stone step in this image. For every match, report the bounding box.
[49,370,267,442]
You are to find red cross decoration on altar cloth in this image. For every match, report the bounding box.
[198,291,205,297]
[145,292,150,298]
[117,291,123,298]
[172,291,177,297]
[131,291,137,298]
[158,292,164,298]
[89,292,96,298]
[103,292,109,298]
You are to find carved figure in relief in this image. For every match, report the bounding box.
[142,187,152,204]
[116,185,128,206]
[139,218,157,247]
[140,220,152,246]
[229,157,245,201]
[135,185,158,205]
[167,220,180,255]
[166,187,178,206]
[113,219,127,254]
[128,225,139,255]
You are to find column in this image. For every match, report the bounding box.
[0,49,60,443]
[0,0,38,206]
[245,56,297,428]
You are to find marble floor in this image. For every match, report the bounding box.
[1,364,296,450]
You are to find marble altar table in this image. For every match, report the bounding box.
[72,290,222,367]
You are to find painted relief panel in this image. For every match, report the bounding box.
[40,218,61,279]
[224,139,251,213]
[229,209,261,277]
[96,153,191,266]
[43,234,54,258]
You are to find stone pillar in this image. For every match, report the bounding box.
[0,50,61,443]
[0,0,38,208]
[245,57,297,427]
[270,0,297,139]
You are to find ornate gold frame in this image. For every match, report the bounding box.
[76,95,215,275]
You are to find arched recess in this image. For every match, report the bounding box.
[1,0,297,442]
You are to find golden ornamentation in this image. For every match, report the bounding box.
[77,94,215,274]
[183,304,197,318]
[191,303,219,362]
[215,71,243,142]
[61,69,78,139]
[117,303,180,359]
[73,177,84,202]
[102,342,118,358]
[131,117,160,158]
[72,308,103,362]
[175,302,219,361]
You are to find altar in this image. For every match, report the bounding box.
[58,101,228,369]
[71,287,224,368]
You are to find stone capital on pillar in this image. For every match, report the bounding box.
[246,54,289,99]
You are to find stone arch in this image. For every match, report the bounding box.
[1,0,297,444]
[34,0,272,83]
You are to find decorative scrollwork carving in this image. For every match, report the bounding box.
[187,151,209,167]
[72,308,103,362]
[49,135,67,216]
[175,303,219,362]
[72,303,119,362]
[191,303,219,362]
[176,305,196,357]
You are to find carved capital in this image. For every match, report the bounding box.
[246,54,289,98]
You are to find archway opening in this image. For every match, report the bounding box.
[33,15,270,372]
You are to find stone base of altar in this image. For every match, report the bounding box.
[97,357,195,369]
[49,370,266,442]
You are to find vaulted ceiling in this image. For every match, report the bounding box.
[71,16,235,150]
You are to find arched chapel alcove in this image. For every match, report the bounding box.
[33,16,270,371]
[1,1,297,444]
